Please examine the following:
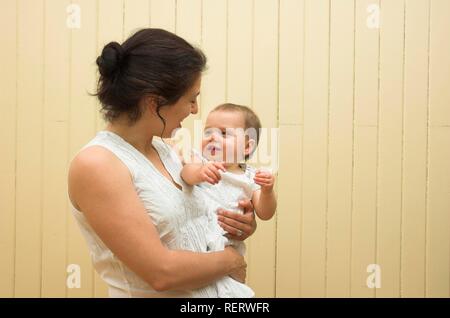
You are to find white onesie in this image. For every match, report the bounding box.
[191,149,260,298]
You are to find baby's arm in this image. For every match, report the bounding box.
[252,171,277,221]
[180,155,226,186]
[169,141,228,186]
[167,141,205,185]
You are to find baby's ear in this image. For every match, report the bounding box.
[245,138,257,157]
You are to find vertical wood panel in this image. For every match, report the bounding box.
[67,0,98,298]
[176,0,201,46]
[429,0,450,126]
[227,0,255,272]
[94,0,125,298]
[401,0,429,298]
[200,0,227,123]
[275,0,304,297]
[227,0,253,106]
[279,0,303,125]
[0,0,17,298]
[376,0,405,297]
[41,0,70,297]
[175,0,202,139]
[351,0,379,298]
[15,0,45,297]
[275,125,302,297]
[301,0,329,297]
[354,0,379,127]
[426,127,450,297]
[352,127,377,297]
[326,0,354,297]
[150,0,175,32]
[426,0,450,297]
[249,0,279,297]
[124,0,150,38]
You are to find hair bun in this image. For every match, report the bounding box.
[96,41,124,77]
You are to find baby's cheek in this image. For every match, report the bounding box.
[200,139,208,151]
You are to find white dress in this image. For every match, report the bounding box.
[71,130,227,298]
[192,149,259,298]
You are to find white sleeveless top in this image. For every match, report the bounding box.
[70,130,219,297]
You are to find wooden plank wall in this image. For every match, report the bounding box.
[0,0,449,298]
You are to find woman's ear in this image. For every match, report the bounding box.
[142,95,159,116]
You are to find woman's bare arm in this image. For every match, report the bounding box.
[68,146,245,292]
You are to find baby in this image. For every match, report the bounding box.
[180,103,277,298]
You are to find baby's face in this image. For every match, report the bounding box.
[201,110,249,163]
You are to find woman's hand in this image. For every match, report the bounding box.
[224,246,247,283]
[217,200,257,241]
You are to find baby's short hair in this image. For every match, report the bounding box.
[211,103,262,160]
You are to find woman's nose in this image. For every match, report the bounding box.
[191,102,198,115]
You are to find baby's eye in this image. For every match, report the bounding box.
[223,130,235,137]
[204,128,223,138]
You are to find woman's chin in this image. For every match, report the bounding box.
[166,126,183,139]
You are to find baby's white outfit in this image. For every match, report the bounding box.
[191,149,260,298]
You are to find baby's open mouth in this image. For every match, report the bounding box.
[206,144,221,156]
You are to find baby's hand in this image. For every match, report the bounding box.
[254,170,275,193]
[199,162,226,185]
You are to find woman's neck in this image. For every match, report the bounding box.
[105,117,155,155]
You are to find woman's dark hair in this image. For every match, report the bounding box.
[94,28,207,125]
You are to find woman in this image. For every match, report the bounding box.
[68,28,257,297]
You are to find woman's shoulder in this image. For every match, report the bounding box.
[69,145,127,179]
[71,145,120,169]
[69,146,132,186]
[68,146,133,212]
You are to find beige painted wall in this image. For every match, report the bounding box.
[0,0,449,298]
